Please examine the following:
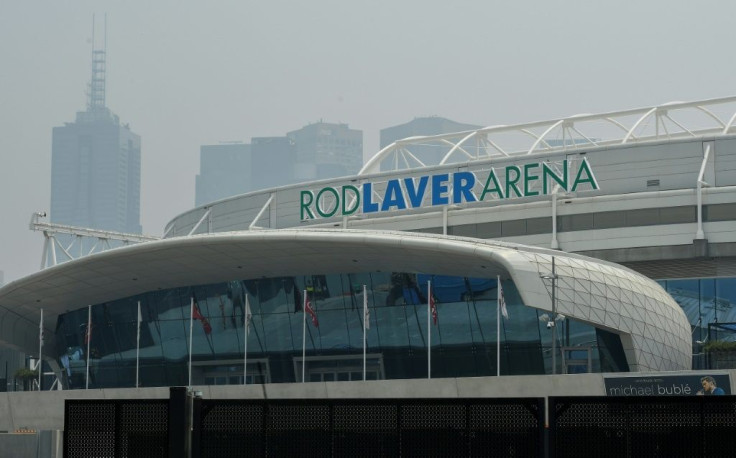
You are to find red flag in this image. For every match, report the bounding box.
[305,296,319,328]
[430,291,438,326]
[192,301,212,334]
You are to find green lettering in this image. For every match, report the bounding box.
[300,191,315,220]
[341,185,360,215]
[524,163,540,196]
[571,158,599,192]
[480,169,505,200]
[505,165,522,198]
[542,160,568,193]
[316,187,339,218]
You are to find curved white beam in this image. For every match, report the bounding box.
[355,97,736,174]
[527,120,564,154]
[440,131,478,164]
[623,107,657,144]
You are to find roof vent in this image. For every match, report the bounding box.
[647,179,660,187]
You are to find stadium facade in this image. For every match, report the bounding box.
[3,97,736,391]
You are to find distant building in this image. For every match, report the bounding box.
[287,122,363,182]
[195,123,363,206]
[50,44,141,234]
[195,143,251,207]
[250,136,298,193]
[380,117,481,170]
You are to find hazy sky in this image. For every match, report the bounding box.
[1,0,735,283]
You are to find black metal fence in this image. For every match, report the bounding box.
[64,392,736,457]
[196,398,544,457]
[64,399,168,457]
[550,396,736,458]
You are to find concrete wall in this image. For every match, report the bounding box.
[3,370,734,432]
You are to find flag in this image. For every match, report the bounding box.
[245,295,253,335]
[429,288,438,326]
[499,279,509,319]
[39,310,44,348]
[305,295,319,328]
[192,299,213,334]
[363,288,370,330]
[84,321,93,345]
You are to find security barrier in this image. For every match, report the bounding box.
[550,396,736,457]
[196,399,544,457]
[64,399,168,457]
[64,392,736,457]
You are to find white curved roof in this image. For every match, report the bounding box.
[361,96,736,174]
[0,229,690,371]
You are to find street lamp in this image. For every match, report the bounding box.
[540,256,559,374]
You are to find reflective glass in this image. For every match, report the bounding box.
[54,272,621,388]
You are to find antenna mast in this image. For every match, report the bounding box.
[88,14,107,112]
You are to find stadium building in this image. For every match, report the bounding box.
[3,97,736,393]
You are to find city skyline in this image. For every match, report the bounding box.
[3,1,736,283]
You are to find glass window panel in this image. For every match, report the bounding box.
[57,269,650,388]
[557,213,594,232]
[626,208,659,226]
[594,210,627,229]
[705,203,736,222]
[526,217,552,235]
[663,280,700,325]
[659,206,696,224]
[501,219,526,236]
[715,278,736,324]
[476,221,502,238]
[450,224,477,237]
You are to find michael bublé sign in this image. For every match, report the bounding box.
[604,374,731,396]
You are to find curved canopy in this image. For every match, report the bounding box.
[0,229,690,371]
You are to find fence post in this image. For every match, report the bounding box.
[169,387,188,458]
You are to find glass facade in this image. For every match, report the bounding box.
[658,278,736,369]
[54,272,629,389]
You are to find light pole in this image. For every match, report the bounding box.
[541,256,558,374]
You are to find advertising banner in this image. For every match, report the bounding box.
[604,374,731,396]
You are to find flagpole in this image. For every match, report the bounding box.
[497,276,501,377]
[243,294,249,385]
[38,308,43,391]
[188,296,194,387]
[427,280,431,379]
[302,290,307,383]
[136,301,141,388]
[363,285,367,381]
[85,305,91,389]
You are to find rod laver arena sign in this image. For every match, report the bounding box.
[300,158,598,220]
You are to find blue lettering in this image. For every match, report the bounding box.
[404,176,429,208]
[362,182,379,213]
[453,172,477,204]
[432,174,450,206]
[381,179,407,211]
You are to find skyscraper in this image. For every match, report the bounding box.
[380,117,481,170]
[195,142,252,207]
[287,122,363,182]
[195,122,363,206]
[50,37,141,234]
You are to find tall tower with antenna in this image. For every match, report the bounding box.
[88,15,107,112]
[50,15,142,234]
